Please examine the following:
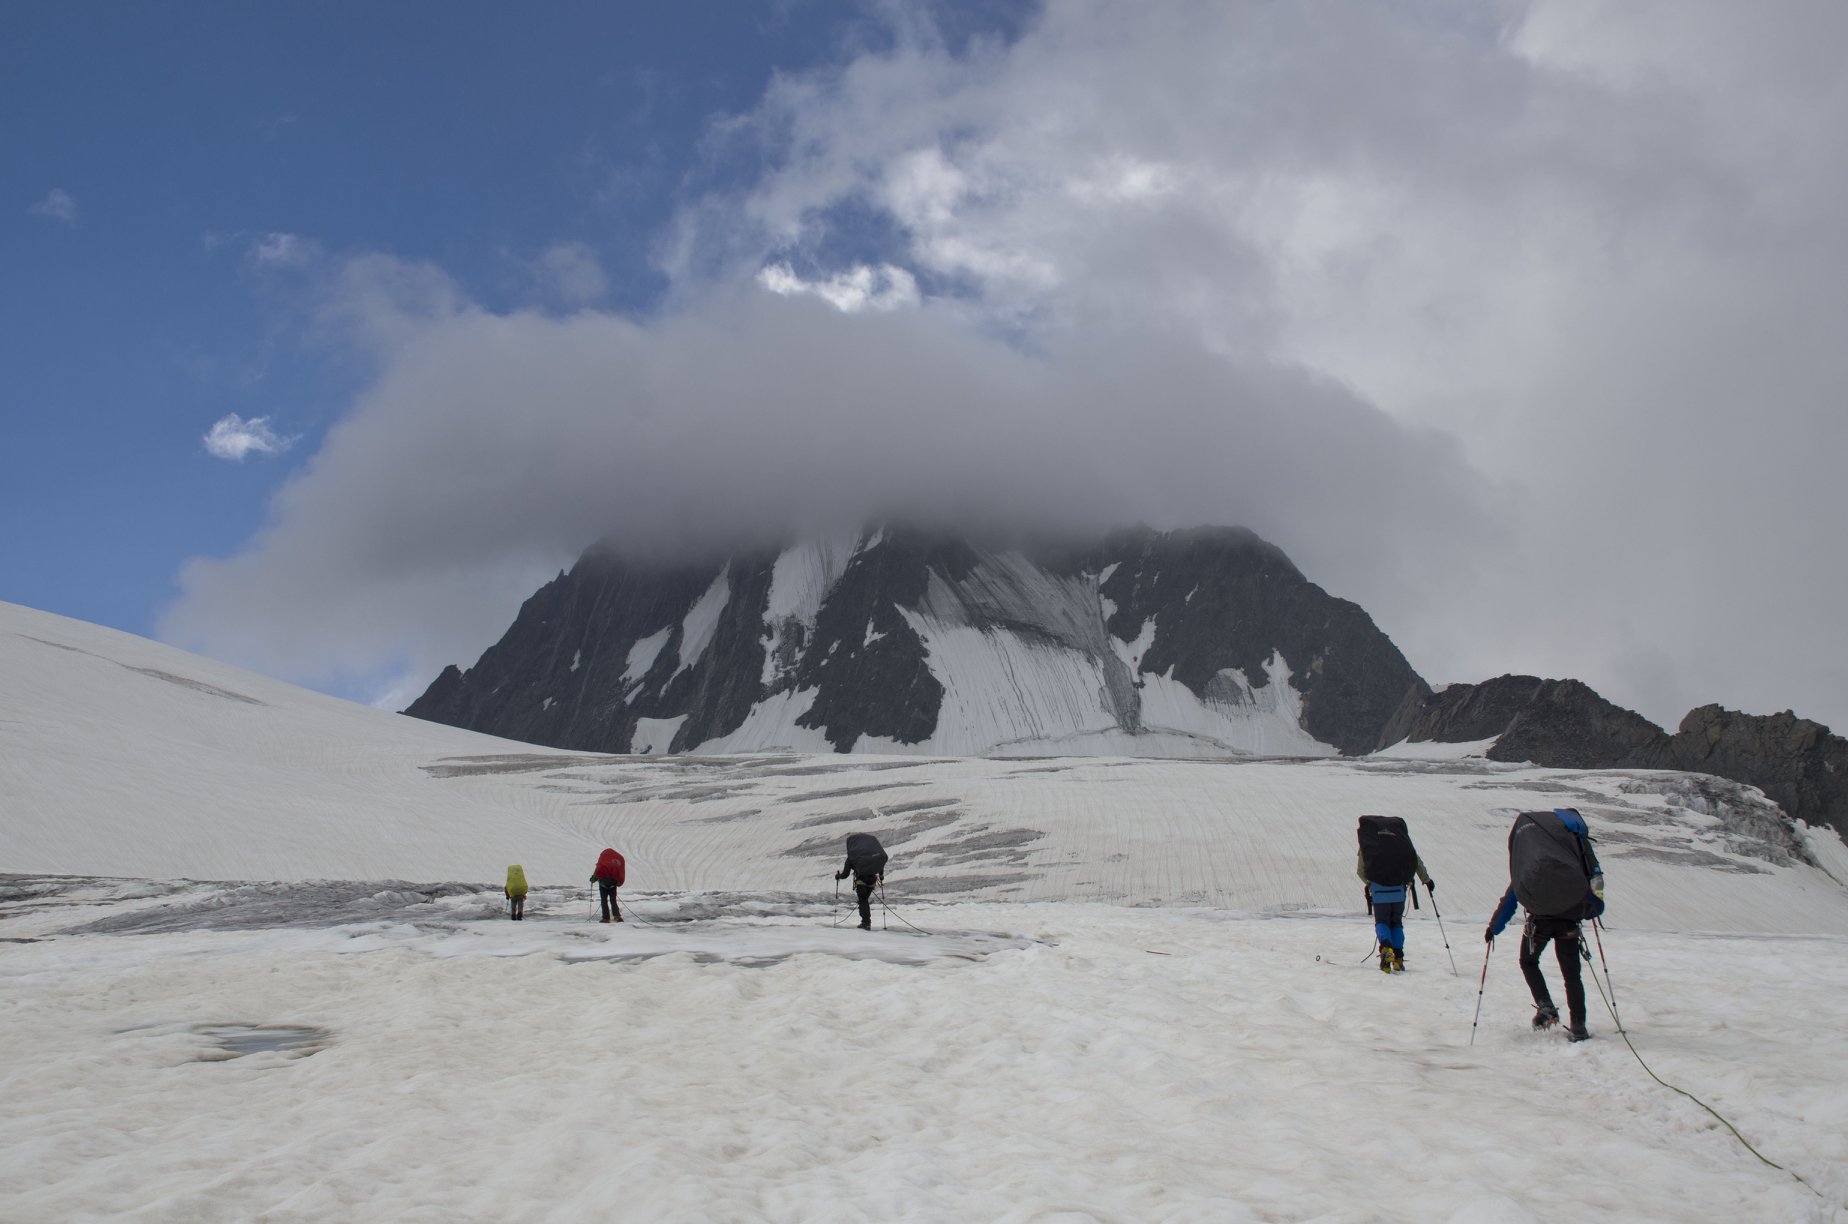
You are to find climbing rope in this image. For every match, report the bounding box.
[877,880,932,935]
[1580,927,1833,1205]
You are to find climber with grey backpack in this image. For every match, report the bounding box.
[1484,809,1606,1041]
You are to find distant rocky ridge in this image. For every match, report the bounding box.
[1384,676,1848,839]
[406,525,1427,759]
[1378,675,1664,770]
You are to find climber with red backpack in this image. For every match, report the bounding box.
[591,847,626,922]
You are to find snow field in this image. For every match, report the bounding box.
[8,599,1848,939]
[0,903,1843,1222]
[7,599,1848,1217]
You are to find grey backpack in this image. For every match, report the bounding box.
[1509,810,1592,919]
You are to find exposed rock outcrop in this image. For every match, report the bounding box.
[1383,677,1848,839]
[1639,706,1848,840]
[1381,675,1665,770]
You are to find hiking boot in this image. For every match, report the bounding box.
[1532,1005,1559,1031]
[1567,1024,1591,1042]
[599,916,610,924]
[1380,950,1394,973]
[1390,949,1405,972]
[858,919,872,931]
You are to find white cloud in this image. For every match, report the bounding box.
[28,188,77,225]
[756,262,920,312]
[535,242,610,306]
[246,232,316,269]
[203,414,297,461]
[160,269,1493,692]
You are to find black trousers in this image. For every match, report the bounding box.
[599,881,621,921]
[854,880,874,926]
[1519,917,1585,1025]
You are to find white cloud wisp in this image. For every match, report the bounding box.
[203,414,297,462]
[28,188,78,225]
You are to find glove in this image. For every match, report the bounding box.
[835,871,847,881]
[1590,873,1605,900]
[1484,928,1495,945]
[1426,879,1436,894]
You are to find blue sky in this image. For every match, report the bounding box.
[5,2,1846,732]
[2,0,1027,647]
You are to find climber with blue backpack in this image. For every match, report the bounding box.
[1356,815,1436,973]
[1485,808,1606,1041]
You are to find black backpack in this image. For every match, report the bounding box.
[1509,810,1593,919]
[1357,815,1418,887]
[844,832,889,882]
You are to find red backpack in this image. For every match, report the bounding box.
[593,848,626,886]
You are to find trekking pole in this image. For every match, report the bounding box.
[878,880,888,930]
[1590,919,1620,1026]
[1469,940,1493,1046]
[881,885,932,933]
[833,876,840,928]
[1426,883,1459,977]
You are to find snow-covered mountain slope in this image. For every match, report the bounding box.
[0,600,592,881]
[406,525,1427,758]
[6,600,1847,936]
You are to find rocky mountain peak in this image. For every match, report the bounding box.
[404,524,1426,758]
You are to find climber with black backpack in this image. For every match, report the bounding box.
[1484,808,1606,1041]
[1356,815,1436,973]
[835,832,888,931]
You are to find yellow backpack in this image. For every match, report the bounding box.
[505,864,529,896]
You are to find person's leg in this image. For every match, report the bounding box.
[1554,924,1587,1033]
[612,889,622,922]
[1519,923,1558,1022]
[1375,900,1405,969]
[512,895,523,920]
[599,882,614,922]
[855,882,873,928]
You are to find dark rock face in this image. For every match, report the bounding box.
[1089,526,1426,755]
[791,533,947,752]
[404,544,774,754]
[1382,675,1665,770]
[1384,677,1848,839]
[406,524,1426,757]
[1638,706,1848,840]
